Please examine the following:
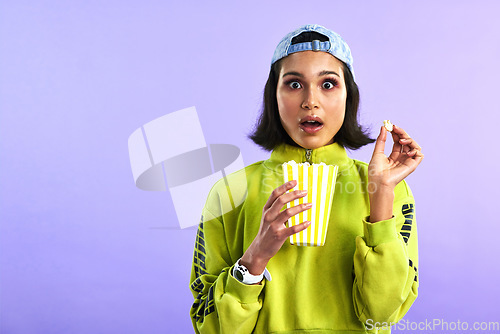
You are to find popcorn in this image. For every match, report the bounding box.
[282,160,338,246]
[383,120,394,132]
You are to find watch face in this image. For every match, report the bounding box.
[235,270,244,281]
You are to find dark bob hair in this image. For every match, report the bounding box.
[249,32,375,151]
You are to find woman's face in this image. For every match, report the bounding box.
[276,51,347,149]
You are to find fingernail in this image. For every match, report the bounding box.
[305,203,312,208]
[300,190,308,195]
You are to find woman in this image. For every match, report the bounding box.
[190,24,423,333]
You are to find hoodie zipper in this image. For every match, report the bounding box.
[305,149,312,163]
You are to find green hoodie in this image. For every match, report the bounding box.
[190,143,418,334]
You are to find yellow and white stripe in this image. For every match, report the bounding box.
[282,161,338,246]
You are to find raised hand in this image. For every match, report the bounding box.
[369,124,424,190]
[367,124,424,222]
[240,180,311,276]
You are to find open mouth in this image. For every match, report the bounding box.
[299,119,324,134]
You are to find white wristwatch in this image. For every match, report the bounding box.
[232,258,272,284]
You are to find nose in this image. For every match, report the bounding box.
[301,87,319,110]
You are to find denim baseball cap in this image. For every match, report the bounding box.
[271,24,355,79]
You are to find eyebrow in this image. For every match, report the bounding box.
[282,70,340,78]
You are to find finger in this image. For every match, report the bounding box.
[392,124,411,139]
[284,221,311,238]
[263,180,297,211]
[389,130,403,160]
[399,137,422,151]
[407,149,424,162]
[279,189,309,206]
[398,149,424,171]
[372,126,387,156]
[392,125,422,158]
[276,202,312,224]
[414,150,424,164]
[266,190,309,221]
[391,124,409,155]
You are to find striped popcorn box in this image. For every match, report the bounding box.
[282,160,338,246]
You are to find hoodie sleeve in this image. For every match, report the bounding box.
[352,180,419,326]
[189,206,266,334]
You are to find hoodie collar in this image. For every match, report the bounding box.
[264,142,353,174]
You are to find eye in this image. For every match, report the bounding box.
[286,81,302,89]
[322,79,338,90]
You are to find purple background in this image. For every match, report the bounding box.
[1,1,499,333]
